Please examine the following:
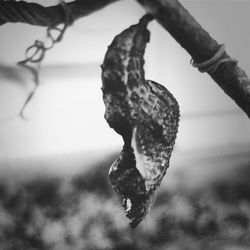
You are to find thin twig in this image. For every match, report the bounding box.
[0,0,119,27]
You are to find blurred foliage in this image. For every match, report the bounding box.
[0,154,250,250]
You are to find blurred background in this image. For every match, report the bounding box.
[0,0,250,249]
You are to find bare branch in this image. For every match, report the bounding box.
[1,0,250,118]
[138,0,250,118]
[0,0,119,27]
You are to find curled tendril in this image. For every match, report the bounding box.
[17,0,73,119]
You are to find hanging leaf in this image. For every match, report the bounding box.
[101,14,180,228]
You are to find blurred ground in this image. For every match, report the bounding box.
[0,146,250,250]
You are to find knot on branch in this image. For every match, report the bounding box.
[191,44,238,74]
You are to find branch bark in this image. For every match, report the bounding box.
[137,0,250,118]
[0,0,119,27]
[0,0,250,118]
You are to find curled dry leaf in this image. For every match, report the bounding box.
[101,14,180,228]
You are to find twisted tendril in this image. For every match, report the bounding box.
[18,0,73,119]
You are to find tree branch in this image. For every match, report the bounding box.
[0,0,119,27]
[137,0,250,118]
[1,0,250,118]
